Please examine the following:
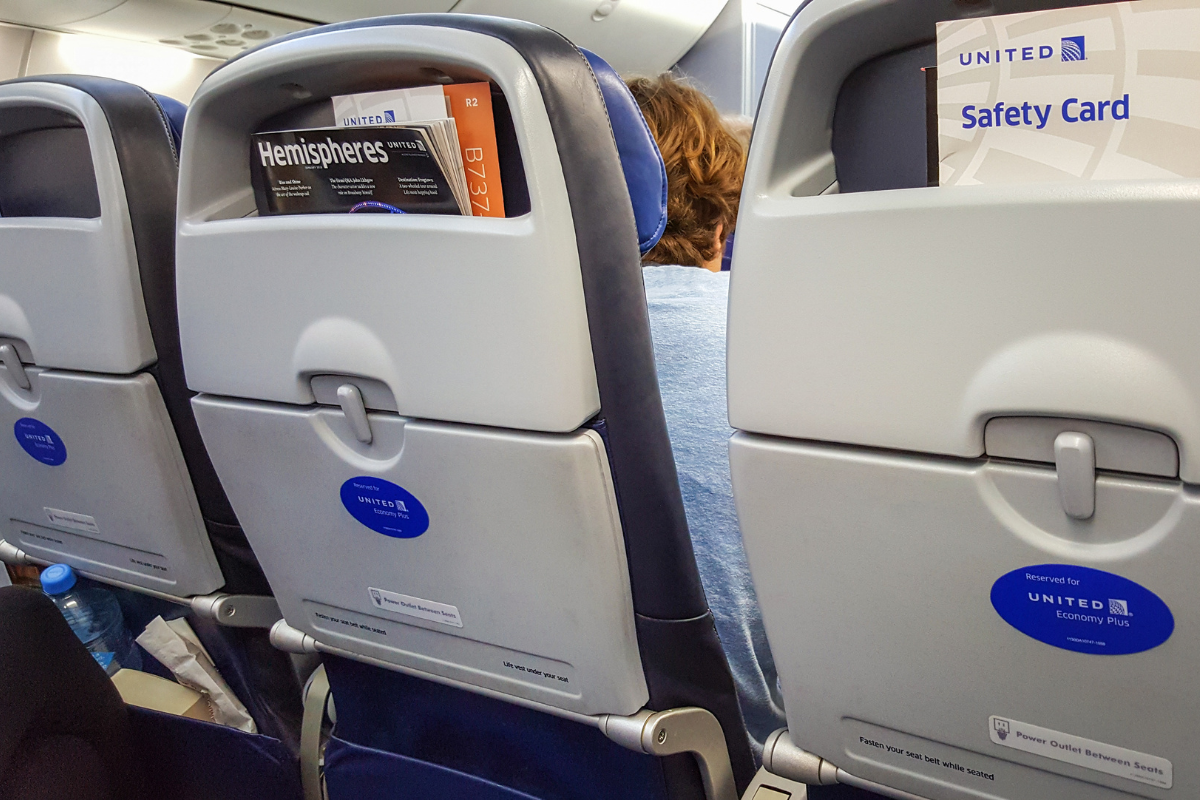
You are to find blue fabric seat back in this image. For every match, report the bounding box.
[582,49,668,255]
[152,93,187,154]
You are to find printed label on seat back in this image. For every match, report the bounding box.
[991,564,1174,655]
[303,600,579,698]
[340,476,429,538]
[989,716,1171,789]
[16,520,173,584]
[14,418,66,465]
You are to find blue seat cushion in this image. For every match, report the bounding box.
[323,655,670,800]
[582,49,667,255]
[127,706,300,800]
[325,737,540,800]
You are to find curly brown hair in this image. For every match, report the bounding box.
[626,74,747,268]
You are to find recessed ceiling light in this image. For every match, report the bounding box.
[243,30,271,40]
[184,33,211,41]
[211,23,239,34]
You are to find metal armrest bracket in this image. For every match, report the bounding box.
[600,707,737,800]
[759,729,933,800]
[0,539,281,628]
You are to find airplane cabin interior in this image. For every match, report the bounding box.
[0,1,1194,800]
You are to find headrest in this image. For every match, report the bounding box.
[2,77,182,166]
[582,50,667,255]
[216,27,664,253]
[152,94,186,156]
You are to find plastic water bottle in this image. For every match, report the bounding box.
[40,564,143,676]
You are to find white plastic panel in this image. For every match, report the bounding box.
[452,0,728,76]
[176,26,600,433]
[214,0,723,75]
[0,24,32,80]
[0,0,125,28]
[70,0,229,41]
[0,366,222,597]
[192,394,648,716]
[731,433,1197,799]
[0,81,156,374]
[230,0,455,22]
[67,1,312,62]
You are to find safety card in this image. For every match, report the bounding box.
[936,0,1200,184]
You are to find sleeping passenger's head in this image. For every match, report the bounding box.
[626,74,747,271]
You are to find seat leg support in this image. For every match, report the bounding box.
[300,664,332,800]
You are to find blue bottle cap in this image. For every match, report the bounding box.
[40,563,77,595]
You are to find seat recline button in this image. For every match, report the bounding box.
[1055,431,1096,520]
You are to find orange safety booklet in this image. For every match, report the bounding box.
[332,81,507,218]
[442,83,506,218]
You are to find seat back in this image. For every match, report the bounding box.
[730,1,1200,798]
[0,76,250,598]
[0,585,146,800]
[0,74,304,762]
[0,585,302,800]
[177,15,752,799]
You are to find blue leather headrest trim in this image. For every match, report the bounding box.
[152,93,186,153]
[582,50,667,256]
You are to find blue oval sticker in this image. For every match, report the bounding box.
[14,418,66,466]
[340,476,429,538]
[991,564,1173,655]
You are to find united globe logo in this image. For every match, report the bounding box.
[1061,35,1086,61]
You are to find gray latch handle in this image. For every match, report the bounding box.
[0,343,30,390]
[1055,431,1096,520]
[337,383,373,444]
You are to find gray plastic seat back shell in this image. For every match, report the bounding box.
[728,0,1200,484]
[730,433,1196,799]
[729,0,1200,798]
[0,82,156,374]
[0,367,221,596]
[0,81,222,597]
[178,24,650,717]
[193,395,646,715]
[176,29,600,434]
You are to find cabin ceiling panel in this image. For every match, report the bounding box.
[0,0,127,27]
